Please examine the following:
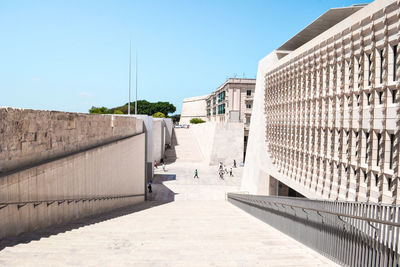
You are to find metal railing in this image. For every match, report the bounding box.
[228,193,400,267]
[0,194,144,210]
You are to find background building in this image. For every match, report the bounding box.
[179,78,255,164]
[206,78,256,127]
[242,0,400,203]
[179,95,209,124]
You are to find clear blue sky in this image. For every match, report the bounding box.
[0,0,369,114]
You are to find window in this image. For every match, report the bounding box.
[246,90,252,96]
[207,100,211,107]
[245,116,250,124]
[356,94,360,107]
[367,93,371,106]
[207,109,211,116]
[390,134,395,169]
[380,49,384,84]
[213,97,216,105]
[375,173,379,187]
[368,54,372,86]
[392,90,398,104]
[393,45,398,81]
[218,91,225,103]
[246,104,252,109]
[365,132,370,163]
[355,131,359,157]
[218,104,225,114]
[212,107,216,115]
[377,133,381,166]
[378,91,384,105]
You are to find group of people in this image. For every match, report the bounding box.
[154,160,166,172]
[218,160,236,179]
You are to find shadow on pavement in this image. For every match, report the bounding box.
[147,174,177,202]
[0,176,178,251]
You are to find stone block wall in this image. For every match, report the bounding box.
[0,108,143,174]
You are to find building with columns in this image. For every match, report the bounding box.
[241,0,400,203]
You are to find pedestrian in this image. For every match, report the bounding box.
[233,160,237,168]
[162,163,166,172]
[154,161,158,168]
[219,169,224,180]
[194,169,199,178]
[147,181,152,193]
[229,168,233,177]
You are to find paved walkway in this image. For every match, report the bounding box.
[0,161,337,266]
[0,129,338,266]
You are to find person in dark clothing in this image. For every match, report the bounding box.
[147,181,152,193]
[194,169,199,178]
[233,160,237,168]
[229,168,233,177]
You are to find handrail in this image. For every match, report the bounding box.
[228,193,400,227]
[0,194,144,210]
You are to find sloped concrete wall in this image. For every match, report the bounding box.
[190,122,243,166]
[152,119,164,162]
[180,95,209,124]
[0,133,145,239]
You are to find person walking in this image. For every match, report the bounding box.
[229,168,233,177]
[154,161,158,168]
[233,160,237,168]
[162,163,166,172]
[194,169,199,178]
[147,181,152,193]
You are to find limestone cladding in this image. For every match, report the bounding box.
[0,133,145,239]
[262,0,400,203]
[180,95,209,124]
[0,108,143,174]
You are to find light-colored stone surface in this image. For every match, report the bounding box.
[179,94,209,124]
[0,159,337,266]
[165,128,204,163]
[190,122,244,166]
[0,108,143,174]
[0,133,146,239]
[152,119,165,162]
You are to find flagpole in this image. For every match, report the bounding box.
[135,50,138,115]
[128,40,132,115]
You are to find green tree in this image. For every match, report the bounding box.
[89,106,109,114]
[170,114,181,123]
[89,100,177,116]
[190,118,205,124]
[152,112,166,118]
[113,110,124,114]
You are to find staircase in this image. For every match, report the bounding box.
[164,128,204,163]
[0,201,335,266]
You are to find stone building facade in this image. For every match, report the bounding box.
[206,78,255,128]
[242,0,400,203]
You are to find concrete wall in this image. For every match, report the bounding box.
[164,118,173,146]
[0,132,145,239]
[152,119,165,162]
[180,95,209,124]
[0,108,143,174]
[190,122,244,166]
[240,52,280,195]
